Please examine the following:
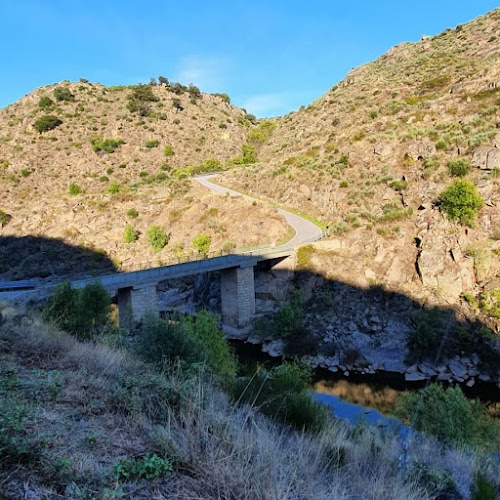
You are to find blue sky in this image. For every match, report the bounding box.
[1,1,498,117]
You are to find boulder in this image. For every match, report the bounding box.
[374,143,393,157]
[407,139,436,161]
[449,359,467,379]
[472,146,500,170]
[405,372,426,381]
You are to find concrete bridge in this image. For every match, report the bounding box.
[0,248,296,329]
[0,176,326,329]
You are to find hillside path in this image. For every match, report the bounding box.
[193,174,323,248]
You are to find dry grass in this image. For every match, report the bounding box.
[0,304,498,499]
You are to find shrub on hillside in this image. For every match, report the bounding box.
[0,210,12,228]
[163,144,174,157]
[53,87,74,102]
[33,115,62,133]
[91,137,125,154]
[135,312,236,380]
[38,96,53,109]
[145,139,160,149]
[447,158,471,177]
[68,183,82,195]
[439,180,483,226]
[274,290,305,339]
[231,362,329,433]
[42,282,111,340]
[396,384,500,449]
[146,225,169,253]
[126,208,139,219]
[192,234,211,256]
[213,93,230,104]
[124,225,138,243]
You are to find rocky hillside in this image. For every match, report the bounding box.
[221,9,500,317]
[0,81,288,278]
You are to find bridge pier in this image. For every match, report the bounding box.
[220,264,255,327]
[117,282,158,327]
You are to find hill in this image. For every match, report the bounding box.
[0,81,288,278]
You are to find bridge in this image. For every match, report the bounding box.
[0,176,326,329]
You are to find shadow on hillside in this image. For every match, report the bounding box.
[0,235,116,280]
[159,256,500,399]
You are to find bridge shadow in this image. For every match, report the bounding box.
[0,235,116,281]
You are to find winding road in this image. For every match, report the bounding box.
[193,174,323,248]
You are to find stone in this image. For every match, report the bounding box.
[407,139,436,161]
[437,372,451,381]
[343,370,350,376]
[405,372,426,381]
[449,359,467,379]
[466,379,475,388]
[374,143,393,157]
[472,146,500,170]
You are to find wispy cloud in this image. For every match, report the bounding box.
[173,55,228,92]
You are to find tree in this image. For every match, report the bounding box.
[439,180,483,226]
[158,76,169,86]
[38,96,54,109]
[53,87,74,102]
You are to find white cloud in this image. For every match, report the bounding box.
[173,55,227,92]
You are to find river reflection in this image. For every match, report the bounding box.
[313,379,405,416]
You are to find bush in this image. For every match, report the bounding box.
[192,234,211,256]
[53,87,74,102]
[136,312,236,380]
[439,180,483,226]
[396,384,500,449]
[213,93,230,104]
[68,183,82,195]
[406,307,442,362]
[33,115,62,133]
[91,137,125,153]
[274,290,304,339]
[124,225,138,243]
[471,474,497,500]
[247,121,276,144]
[108,183,120,194]
[126,208,139,219]
[447,158,471,177]
[38,96,53,109]
[42,282,111,340]
[147,225,169,252]
[0,210,12,228]
[114,454,172,481]
[145,139,160,148]
[231,362,329,433]
[163,144,174,157]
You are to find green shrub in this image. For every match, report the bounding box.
[33,115,62,133]
[439,180,483,226]
[108,183,120,194]
[409,463,461,500]
[213,93,230,104]
[231,362,329,433]
[136,312,236,380]
[471,474,497,500]
[99,175,109,183]
[0,210,12,228]
[114,454,172,481]
[68,183,82,195]
[447,158,471,177]
[124,225,138,243]
[247,120,276,144]
[42,282,111,340]
[126,208,139,219]
[163,144,174,157]
[145,139,160,148]
[406,307,442,361]
[91,137,125,153]
[396,384,500,449]
[147,225,169,252]
[53,87,74,102]
[192,234,211,256]
[274,290,305,339]
[38,96,54,109]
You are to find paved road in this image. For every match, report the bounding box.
[193,174,323,248]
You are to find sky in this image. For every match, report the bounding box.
[1,1,498,117]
